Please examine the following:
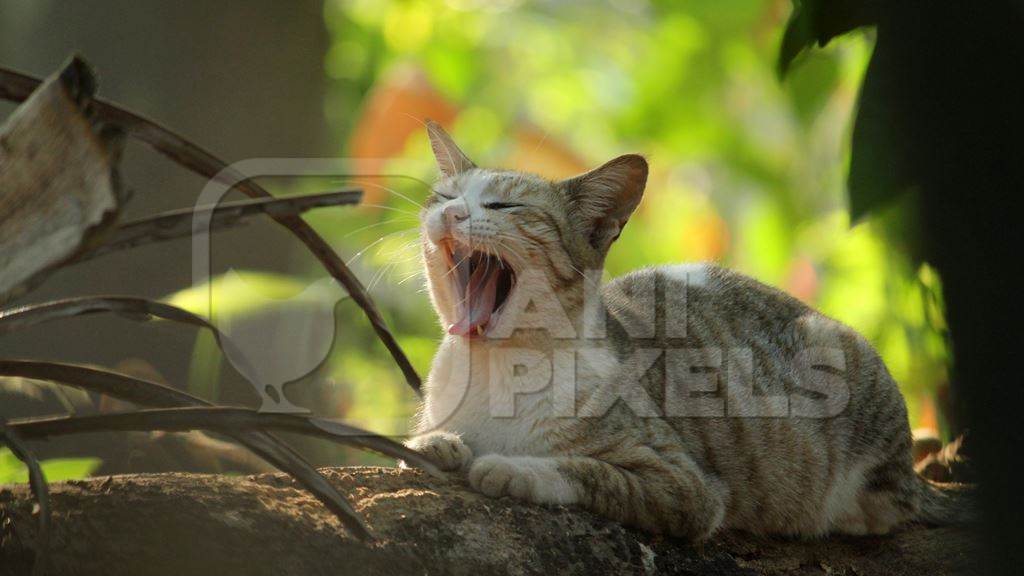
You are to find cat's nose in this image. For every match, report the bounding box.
[443,202,469,226]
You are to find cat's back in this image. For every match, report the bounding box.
[603,262,812,346]
[601,261,895,422]
[599,262,911,535]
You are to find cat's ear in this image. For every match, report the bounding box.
[563,154,648,251]
[425,119,476,177]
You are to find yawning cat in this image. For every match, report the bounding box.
[406,120,970,540]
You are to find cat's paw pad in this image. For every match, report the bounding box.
[405,432,473,472]
[468,455,577,504]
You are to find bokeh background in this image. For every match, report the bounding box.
[1,0,949,476]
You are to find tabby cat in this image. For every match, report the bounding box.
[405,120,968,540]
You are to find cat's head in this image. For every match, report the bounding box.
[420,120,647,338]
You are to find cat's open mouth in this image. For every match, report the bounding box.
[444,243,516,338]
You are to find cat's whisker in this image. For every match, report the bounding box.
[343,218,418,238]
[379,236,422,254]
[358,180,427,211]
[497,227,583,279]
[383,251,425,265]
[359,203,421,218]
[491,235,528,266]
[442,249,473,280]
[393,245,424,259]
[451,283,474,310]
[398,269,425,285]
[366,258,399,293]
[329,174,444,199]
[564,259,587,279]
[498,231,583,280]
[482,251,493,282]
[494,243,523,268]
[346,228,417,266]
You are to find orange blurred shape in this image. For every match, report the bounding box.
[785,257,819,303]
[682,211,730,261]
[505,124,588,179]
[917,392,939,432]
[348,65,590,205]
[347,65,459,203]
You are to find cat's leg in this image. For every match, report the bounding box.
[468,449,728,541]
[405,431,474,472]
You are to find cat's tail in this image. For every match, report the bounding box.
[915,477,978,525]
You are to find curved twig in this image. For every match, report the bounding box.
[0,359,222,408]
[1,295,229,337]
[0,296,262,386]
[0,420,50,576]
[1,60,422,395]
[0,361,439,540]
[83,189,364,261]
[0,360,373,538]
[6,407,440,476]
[213,428,374,540]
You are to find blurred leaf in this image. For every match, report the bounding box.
[847,36,915,223]
[165,270,352,401]
[778,2,909,224]
[165,270,342,319]
[737,197,791,285]
[35,457,102,482]
[786,51,841,125]
[778,0,880,77]
[186,329,223,401]
[0,448,100,484]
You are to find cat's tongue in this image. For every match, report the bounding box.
[449,258,499,337]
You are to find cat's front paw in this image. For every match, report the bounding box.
[468,455,577,505]
[405,431,473,472]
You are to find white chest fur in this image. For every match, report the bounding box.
[419,336,622,458]
[419,338,552,456]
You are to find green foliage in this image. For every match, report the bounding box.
[778,0,880,77]
[778,1,917,225]
[0,448,101,484]
[776,3,947,430]
[844,34,919,225]
[165,270,342,319]
[165,270,354,401]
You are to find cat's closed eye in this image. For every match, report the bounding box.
[483,202,523,210]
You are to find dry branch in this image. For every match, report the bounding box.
[3,405,442,542]
[1,59,421,394]
[0,359,224,409]
[0,59,122,303]
[0,362,438,541]
[0,296,234,339]
[4,407,438,476]
[82,188,364,261]
[0,297,262,391]
[0,361,371,539]
[0,54,425,548]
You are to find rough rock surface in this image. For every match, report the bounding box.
[0,466,980,575]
